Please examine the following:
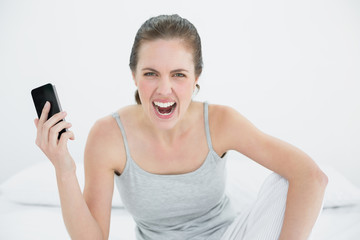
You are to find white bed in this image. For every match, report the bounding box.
[1,151,360,240]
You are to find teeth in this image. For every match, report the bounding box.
[156,108,173,116]
[153,101,175,108]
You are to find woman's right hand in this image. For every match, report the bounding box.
[34,101,76,175]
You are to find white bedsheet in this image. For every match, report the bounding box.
[1,194,360,240]
[0,194,136,240]
[311,204,360,240]
[1,154,360,239]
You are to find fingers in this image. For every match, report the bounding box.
[58,130,75,149]
[38,101,50,126]
[41,111,67,143]
[36,101,51,143]
[33,103,75,167]
[34,118,39,128]
[34,102,72,151]
[49,120,72,147]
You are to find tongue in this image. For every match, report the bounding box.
[158,105,173,114]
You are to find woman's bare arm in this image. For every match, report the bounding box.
[210,104,328,240]
[34,102,116,240]
[83,116,126,240]
[55,167,105,240]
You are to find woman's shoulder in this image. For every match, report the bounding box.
[87,106,139,150]
[89,105,139,140]
[207,103,256,152]
[207,102,257,134]
[84,105,139,171]
[207,102,240,125]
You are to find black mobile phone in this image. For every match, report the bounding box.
[31,83,67,139]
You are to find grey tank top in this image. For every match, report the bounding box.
[112,102,236,240]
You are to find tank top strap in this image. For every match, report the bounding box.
[112,105,213,157]
[203,102,214,151]
[112,112,131,159]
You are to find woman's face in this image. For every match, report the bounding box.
[133,38,198,130]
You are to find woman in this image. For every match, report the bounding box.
[34,14,328,240]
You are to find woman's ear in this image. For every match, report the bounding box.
[194,76,199,90]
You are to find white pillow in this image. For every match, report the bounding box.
[225,153,271,212]
[2,156,360,210]
[225,152,360,210]
[321,165,360,208]
[0,161,123,208]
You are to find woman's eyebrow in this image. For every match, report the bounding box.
[141,68,189,73]
[171,69,189,73]
[141,68,159,73]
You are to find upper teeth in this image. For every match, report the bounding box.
[153,101,175,108]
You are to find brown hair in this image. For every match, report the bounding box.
[129,14,202,104]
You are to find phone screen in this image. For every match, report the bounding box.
[31,83,66,139]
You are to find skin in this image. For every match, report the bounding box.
[134,39,199,134]
[34,38,328,240]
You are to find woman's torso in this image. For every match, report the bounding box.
[101,101,236,239]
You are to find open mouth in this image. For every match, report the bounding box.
[152,101,177,117]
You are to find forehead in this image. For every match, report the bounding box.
[137,39,194,70]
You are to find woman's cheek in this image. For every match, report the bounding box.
[138,80,156,100]
[174,80,194,97]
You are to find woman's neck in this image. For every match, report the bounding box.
[138,101,198,146]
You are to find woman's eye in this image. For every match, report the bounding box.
[144,72,156,76]
[174,73,185,77]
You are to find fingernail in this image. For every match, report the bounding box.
[44,101,49,107]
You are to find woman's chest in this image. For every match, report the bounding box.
[127,131,209,175]
[132,143,209,175]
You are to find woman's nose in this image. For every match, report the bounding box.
[157,78,172,95]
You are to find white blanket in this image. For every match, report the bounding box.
[1,151,360,239]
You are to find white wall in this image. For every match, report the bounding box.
[0,0,359,186]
